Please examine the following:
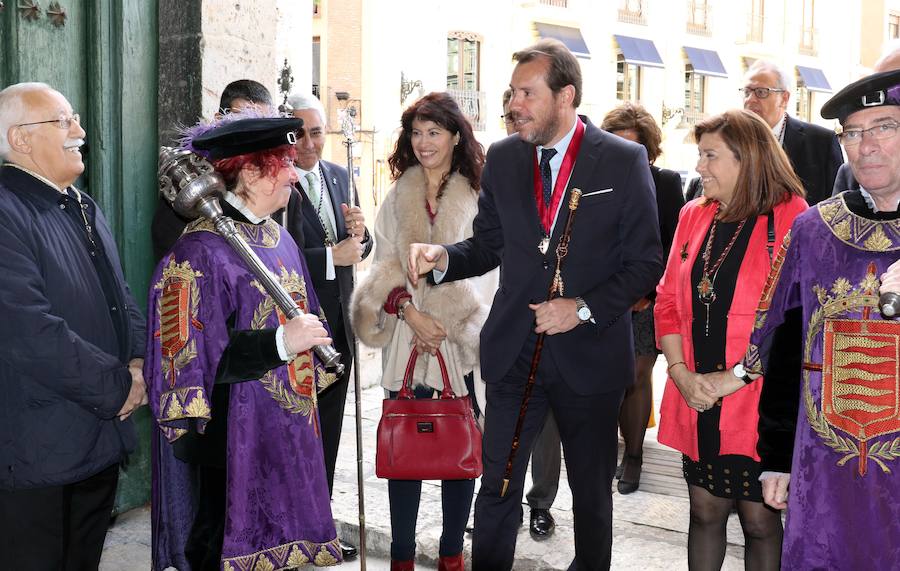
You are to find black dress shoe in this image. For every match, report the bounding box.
[529,508,555,540]
[616,454,642,495]
[339,539,358,561]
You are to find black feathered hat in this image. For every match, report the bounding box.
[821,69,900,124]
[191,117,303,160]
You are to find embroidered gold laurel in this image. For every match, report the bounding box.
[287,545,310,566]
[315,545,340,566]
[864,226,892,251]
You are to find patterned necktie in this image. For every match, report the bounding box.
[305,172,318,200]
[306,171,335,242]
[539,148,558,206]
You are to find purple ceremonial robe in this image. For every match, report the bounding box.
[145,217,341,570]
[743,195,900,569]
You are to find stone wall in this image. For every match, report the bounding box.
[158,0,202,144]
[157,0,312,138]
[200,0,312,119]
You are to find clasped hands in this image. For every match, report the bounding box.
[670,365,745,413]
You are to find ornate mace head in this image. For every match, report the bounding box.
[157,146,227,221]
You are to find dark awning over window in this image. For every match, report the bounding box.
[796,66,832,92]
[684,46,727,78]
[614,35,664,68]
[535,23,590,58]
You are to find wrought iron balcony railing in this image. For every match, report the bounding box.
[447,88,487,132]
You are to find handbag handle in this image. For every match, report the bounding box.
[397,348,456,400]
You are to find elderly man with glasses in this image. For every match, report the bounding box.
[702,68,900,570]
[0,82,147,569]
[740,59,844,205]
[686,60,844,205]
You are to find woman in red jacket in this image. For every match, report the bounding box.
[655,109,807,570]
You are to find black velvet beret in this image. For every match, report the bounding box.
[822,69,900,123]
[192,117,303,160]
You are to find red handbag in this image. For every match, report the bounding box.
[375,348,483,480]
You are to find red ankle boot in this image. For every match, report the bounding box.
[390,560,415,571]
[438,553,465,571]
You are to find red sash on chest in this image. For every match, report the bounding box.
[532,119,585,234]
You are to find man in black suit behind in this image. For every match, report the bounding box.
[409,40,663,570]
[284,93,371,560]
[742,60,843,205]
[688,61,844,205]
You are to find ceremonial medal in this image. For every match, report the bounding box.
[697,208,748,336]
[696,275,716,304]
[539,236,550,255]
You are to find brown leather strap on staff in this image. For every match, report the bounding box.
[500,189,582,497]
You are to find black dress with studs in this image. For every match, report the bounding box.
[682,216,763,502]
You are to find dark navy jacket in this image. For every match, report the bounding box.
[442,120,664,394]
[0,165,145,489]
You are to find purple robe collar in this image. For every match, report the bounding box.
[817,195,900,252]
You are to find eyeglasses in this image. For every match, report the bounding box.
[837,121,900,146]
[739,87,786,99]
[501,113,515,125]
[16,113,80,130]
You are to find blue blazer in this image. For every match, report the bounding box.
[442,120,664,394]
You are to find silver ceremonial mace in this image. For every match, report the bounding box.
[339,105,368,569]
[157,147,344,374]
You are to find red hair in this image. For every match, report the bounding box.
[213,144,297,196]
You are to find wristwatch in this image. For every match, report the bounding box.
[575,297,592,323]
[732,363,754,384]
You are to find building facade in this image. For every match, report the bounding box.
[309,0,886,209]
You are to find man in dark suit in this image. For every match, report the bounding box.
[285,92,371,560]
[742,60,843,205]
[504,88,560,540]
[409,40,663,570]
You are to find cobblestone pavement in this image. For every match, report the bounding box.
[101,348,747,570]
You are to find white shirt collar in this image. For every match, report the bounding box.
[223,190,266,224]
[856,186,899,213]
[295,161,321,188]
[772,114,787,145]
[536,116,580,158]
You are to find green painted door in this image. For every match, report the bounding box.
[1,0,159,513]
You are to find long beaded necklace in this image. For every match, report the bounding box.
[776,112,788,146]
[697,205,747,336]
[312,165,335,246]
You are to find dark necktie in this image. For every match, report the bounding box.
[539,148,557,206]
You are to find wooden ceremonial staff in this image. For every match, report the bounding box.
[501,189,583,497]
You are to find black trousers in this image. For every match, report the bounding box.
[318,316,353,497]
[526,410,561,510]
[0,463,119,571]
[472,346,624,571]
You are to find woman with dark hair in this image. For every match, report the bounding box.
[655,109,808,570]
[351,92,487,571]
[146,115,342,570]
[601,102,684,494]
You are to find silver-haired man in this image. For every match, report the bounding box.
[0,82,147,568]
